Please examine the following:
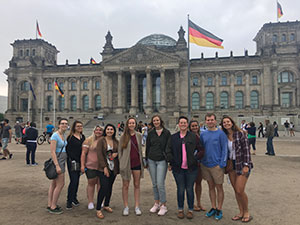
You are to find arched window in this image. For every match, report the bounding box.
[82,95,89,111]
[192,77,199,86]
[83,81,88,90]
[192,92,200,110]
[206,92,214,109]
[290,33,295,41]
[207,77,213,86]
[236,75,243,85]
[26,49,30,56]
[70,95,77,111]
[278,71,294,83]
[58,96,65,111]
[47,82,52,91]
[19,49,23,57]
[272,34,277,43]
[95,95,101,110]
[71,81,76,90]
[95,81,100,90]
[47,96,53,112]
[250,91,259,109]
[252,75,258,84]
[235,91,244,109]
[32,49,36,56]
[220,91,229,109]
[221,76,227,85]
[20,81,30,91]
[58,82,64,90]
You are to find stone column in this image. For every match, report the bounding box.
[145,68,152,114]
[174,69,181,112]
[129,70,137,115]
[159,68,166,113]
[64,79,69,111]
[88,77,93,111]
[230,73,235,108]
[201,75,205,108]
[272,69,279,105]
[297,78,300,106]
[116,71,123,114]
[76,78,81,112]
[101,71,109,113]
[7,77,14,111]
[215,73,220,109]
[245,72,250,108]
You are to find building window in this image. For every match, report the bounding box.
[83,81,88,90]
[220,91,229,109]
[95,81,100,90]
[236,75,243,85]
[281,92,292,108]
[70,95,77,111]
[192,92,200,110]
[206,92,214,109]
[278,71,294,83]
[192,77,199,86]
[47,82,52,91]
[290,33,295,41]
[95,95,101,110]
[20,81,30,91]
[235,91,244,109]
[19,50,23,57]
[82,95,89,111]
[32,49,36,56]
[207,77,213,86]
[47,96,53,112]
[281,34,286,42]
[59,82,64,90]
[252,75,258,84]
[71,81,76,90]
[221,76,227,85]
[26,49,30,56]
[272,34,277,42]
[21,98,28,112]
[58,96,65,111]
[250,91,259,109]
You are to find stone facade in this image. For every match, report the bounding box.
[4,21,300,127]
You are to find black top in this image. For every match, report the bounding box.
[245,126,256,136]
[25,127,38,140]
[146,128,171,161]
[66,134,85,162]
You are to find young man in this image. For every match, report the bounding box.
[45,122,55,137]
[1,119,13,160]
[200,113,228,220]
[265,120,275,156]
[14,121,22,144]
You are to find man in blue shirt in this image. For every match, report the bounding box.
[45,122,55,136]
[200,113,228,221]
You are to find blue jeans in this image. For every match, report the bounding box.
[148,159,168,203]
[267,137,275,155]
[172,168,198,211]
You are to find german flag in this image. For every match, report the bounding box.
[189,19,224,49]
[36,20,42,38]
[55,81,64,97]
[91,58,96,64]
[277,2,283,18]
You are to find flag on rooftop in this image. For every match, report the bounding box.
[36,20,42,38]
[91,58,97,64]
[277,2,283,19]
[55,81,64,97]
[188,19,224,49]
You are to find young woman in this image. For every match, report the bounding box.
[145,115,171,216]
[273,121,279,137]
[81,125,103,210]
[118,117,144,216]
[95,124,119,219]
[245,122,256,155]
[221,116,253,223]
[47,118,69,214]
[188,120,205,212]
[66,121,85,210]
[257,122,264,138]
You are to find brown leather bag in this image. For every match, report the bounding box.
[224,159,233,174]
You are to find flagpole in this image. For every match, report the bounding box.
[53,80,56,126]
[28,90,31,122]
[40,91,43,133]
[36,20,37,39]
[276,1,278,22]
[187,14,191,120]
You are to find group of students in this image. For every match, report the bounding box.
[46,113,253,223]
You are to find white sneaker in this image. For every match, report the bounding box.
[150,203,160,213]
[123,207,129,216]
[158,205,168,216]
[135,207,142,216]
[88,202,94,210]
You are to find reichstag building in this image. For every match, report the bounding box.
[4,21,300,126]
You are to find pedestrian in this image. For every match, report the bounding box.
[81,125,103,210]
[95,124,119,219]
[47,118,69,214]
[25,122,38,165]
[188,120,206,212]
[118,117,144,216]
[283,120,290,136]
[14,121,22,144]
[245,122,256,155]
[289,122,295,137]
[141,123,148,146]
[273,121,279,137]
[221,116,253,223]
[200,113,228,221]
[265,120,275,156]
[0,119,13,160]
[166,116,204,220]
[257,122,264,138]
[66,121,85,210]
[145,115,171,216]
[240,120,247,131]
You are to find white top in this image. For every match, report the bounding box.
[228,140,235,160]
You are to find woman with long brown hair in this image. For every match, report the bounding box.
[221,116,253,223]
[118,117,144,216]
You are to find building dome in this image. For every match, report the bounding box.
[137,34,176,47]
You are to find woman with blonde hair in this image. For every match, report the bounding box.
[118,117,144,216]
[80,125,103,210]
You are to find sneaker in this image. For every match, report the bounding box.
[9,153,13,159]
[123,207,129,216]
[135,207,142,216]
[186,211,193,219]
[49,206,63,214]
[66,202,73,210]
[88,202,94,210]
[26,164,31,166]
[72,199,80,207]
[0,157,7,160]
[47,205,61,211]
[31,163,38,166]
[214,209,223,220]
[206,208,216,217]
[150,203,160,213]
[157,205,168,216]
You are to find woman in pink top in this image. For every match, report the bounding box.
[81,125,103,210]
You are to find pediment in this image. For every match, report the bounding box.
[102,44,180,65]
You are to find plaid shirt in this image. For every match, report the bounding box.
[233,131,253,175]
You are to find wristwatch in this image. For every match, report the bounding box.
[243,163,249,167]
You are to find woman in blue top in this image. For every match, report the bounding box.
[47,118,68,215]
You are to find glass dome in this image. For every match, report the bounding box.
[137,34,176,47]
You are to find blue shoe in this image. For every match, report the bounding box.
[214,209,223,220]
[206,208,216,217]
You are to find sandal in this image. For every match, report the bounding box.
[103,207,113,213]
[232,215,243,221]
[242,216,253,223]
[96,210,104,219]
[194,205,206,211]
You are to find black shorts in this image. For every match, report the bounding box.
[85,168,99,179]
[131,165,141,170]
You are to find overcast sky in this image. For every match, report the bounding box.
[0,0,298,96]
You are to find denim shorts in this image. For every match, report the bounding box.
[1,138,9,150]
